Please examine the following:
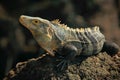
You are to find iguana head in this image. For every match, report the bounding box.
[19,15,53,39]
[19,15,58,56]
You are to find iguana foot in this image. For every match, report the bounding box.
[56,59,70,70]
[55,44,78,71]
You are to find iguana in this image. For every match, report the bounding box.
[19,15,119,69]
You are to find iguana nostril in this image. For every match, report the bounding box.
[20,15,29,20]
[21,16,26,20]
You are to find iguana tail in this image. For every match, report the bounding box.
[101,41,120,56]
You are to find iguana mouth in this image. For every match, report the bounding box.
[19,15,30,28]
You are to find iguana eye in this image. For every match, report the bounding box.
[32,19,40,24]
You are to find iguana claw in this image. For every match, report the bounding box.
[57,59,69,70]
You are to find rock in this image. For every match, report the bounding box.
[3,52,120,80]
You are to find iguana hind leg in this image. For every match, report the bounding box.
[56,44,78,70]
[101,41,120,56]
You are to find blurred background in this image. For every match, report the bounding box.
[0,0,119,79]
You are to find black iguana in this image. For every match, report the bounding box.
[19,15,120,69]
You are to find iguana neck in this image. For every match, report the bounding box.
[31,29,61,56]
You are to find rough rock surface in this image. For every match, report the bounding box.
[4,52,120,80]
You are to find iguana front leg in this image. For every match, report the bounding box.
[56,44,78,70]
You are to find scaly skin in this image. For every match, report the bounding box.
[19,15,119,70]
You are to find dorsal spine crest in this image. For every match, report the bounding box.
[51,20,100,33]
[52,19,61,24]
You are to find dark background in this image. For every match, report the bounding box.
[0,0,119,79]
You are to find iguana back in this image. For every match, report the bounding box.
[51,22,105,56]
